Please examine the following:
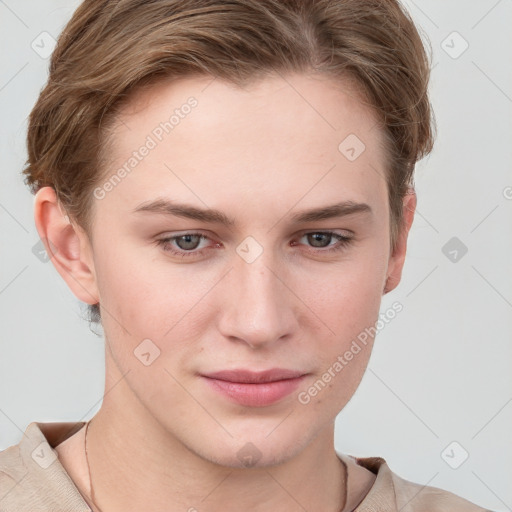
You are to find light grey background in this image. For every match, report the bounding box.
[1,1,511,510]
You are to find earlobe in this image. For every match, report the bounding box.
[33,186,99,306]
[383,188,417,295]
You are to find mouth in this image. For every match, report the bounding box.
[200,368,308,407]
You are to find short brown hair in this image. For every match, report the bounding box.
[22,0,435,325]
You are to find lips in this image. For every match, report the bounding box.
[201,368,308,407]
[202,368,306,384]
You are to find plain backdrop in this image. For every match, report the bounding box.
[1,1,511,511]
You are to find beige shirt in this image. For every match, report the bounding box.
[0,421,492,511]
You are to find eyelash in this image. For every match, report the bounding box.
[156,231,353,259]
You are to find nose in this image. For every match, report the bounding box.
[217,251,298,350]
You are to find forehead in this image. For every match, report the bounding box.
[95,72,389,223]
[107,72,385,156]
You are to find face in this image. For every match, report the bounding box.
[49,72,411,467]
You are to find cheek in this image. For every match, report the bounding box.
[92,237,186,328]
[94,245,221,369]
[296,251,386,393]
[305,251,386,333]
[296,281,380,413]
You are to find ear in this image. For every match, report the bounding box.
[33,186,100,307]
[383,188,417,294]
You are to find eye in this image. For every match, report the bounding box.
[295,231,353,254]
[156,232,216,259]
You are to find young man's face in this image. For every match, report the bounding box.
[54,73,413,466]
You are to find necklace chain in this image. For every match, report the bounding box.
[84,420,103,512]
[83,420,349,512]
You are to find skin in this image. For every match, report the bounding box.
[36,72,416,512]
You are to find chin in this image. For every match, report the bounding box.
[198,444,300,469]
[187,424,316,470]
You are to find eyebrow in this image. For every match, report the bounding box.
[131,198,372,226]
